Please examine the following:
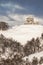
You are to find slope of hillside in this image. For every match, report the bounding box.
[23,51,43,62]
[0,24,43,45]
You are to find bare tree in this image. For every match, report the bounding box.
[39,57,43,64]
[0,22,9,30]
[36,37,40,51]
[41,33,43,39]
[32,57,38,65]
[24,38,36,56]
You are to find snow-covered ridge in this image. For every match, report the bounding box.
[0,25,43,45]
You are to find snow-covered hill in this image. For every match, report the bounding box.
[23,51,43,62]
[0,24,43,45]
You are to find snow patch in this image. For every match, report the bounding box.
[0,25,43,45]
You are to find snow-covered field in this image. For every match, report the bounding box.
[0,24,43,45]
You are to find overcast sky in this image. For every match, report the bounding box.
[0,0,43,26]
